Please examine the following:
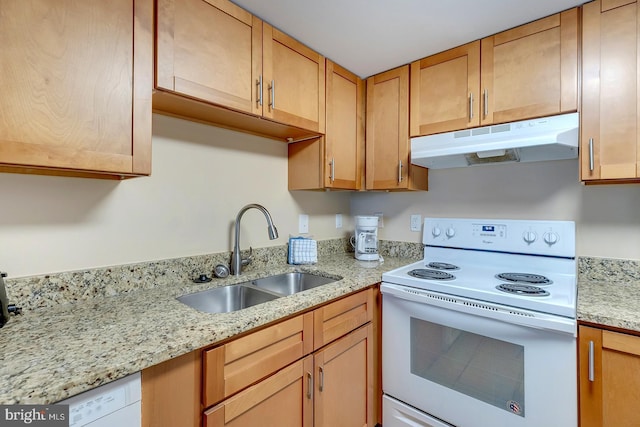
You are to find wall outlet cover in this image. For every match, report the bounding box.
[335,214,343,228]
[299,214,309,234]
[410,214,422,232]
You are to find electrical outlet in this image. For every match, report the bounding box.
[374,212,384,228]
[335,214,343,228]
[299,214,309,234]
[410,214,422,232]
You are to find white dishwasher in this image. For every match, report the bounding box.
[58,372,141,427]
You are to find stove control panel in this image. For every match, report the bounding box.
[423,218,575,258]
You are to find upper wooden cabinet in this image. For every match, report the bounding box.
[0,0,152,179]
[581,0,640,183]
[410,8,579,137]
[366,66,428,191]
[288,60,365,191]
[579,325,640,427]
[154,0,325,142]
[410,42,481,136]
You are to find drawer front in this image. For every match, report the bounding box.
[204,356,313,427]
[313,287,374,350]
[203,312,313,408]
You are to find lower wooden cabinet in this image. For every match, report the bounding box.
[142,287,377,427]
[579,325,640,427]
[313,323,374,427]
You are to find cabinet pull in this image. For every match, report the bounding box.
[483,89,489,118]
[256,75,263,107]
[319,366,324,392]
[589,138,595,172]
[398,160,403,183]
[307,371,313,399]
[268,80,275,110]
[469,92,474,120]
[330,158,335,182]
[588,340,595,382]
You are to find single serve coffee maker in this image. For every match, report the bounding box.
[351,215,380,261]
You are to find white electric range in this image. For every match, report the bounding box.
[381,217,577,427]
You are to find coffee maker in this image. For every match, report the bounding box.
[351,216,380,261]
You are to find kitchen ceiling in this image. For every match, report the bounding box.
[232,0,586,78]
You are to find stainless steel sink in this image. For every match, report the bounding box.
[250,272,338,295]
[177,284,280,314]
[177,272,340,313]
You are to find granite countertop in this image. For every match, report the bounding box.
[0,253,413,404]
[577,279,640,332]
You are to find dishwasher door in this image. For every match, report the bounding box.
[59,372,141,427]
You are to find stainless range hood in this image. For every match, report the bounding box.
[410,113,579,169]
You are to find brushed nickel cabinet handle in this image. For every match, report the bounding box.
[589,138,595,172]
[307,372,313,399]
[268,80,275,110]
[330,158,335,182]
[588,340,595,382]
[469,92,474,120]
[256,75,263,106]
[398,160,404,183]
[483,89,489,118]
[319,366,324,392]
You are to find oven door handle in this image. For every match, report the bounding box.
[381,282,577,336]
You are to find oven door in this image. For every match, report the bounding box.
[381,282,577,427]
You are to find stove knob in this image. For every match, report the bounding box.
[522,231,537,244]
[544,232,559,246]
[432,227,442,238]
[445,227,456,238]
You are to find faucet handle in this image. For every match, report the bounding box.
[241,247,253,267]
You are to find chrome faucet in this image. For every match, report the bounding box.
[231,204,279,275]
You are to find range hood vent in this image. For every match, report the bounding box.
[410,113,579,169]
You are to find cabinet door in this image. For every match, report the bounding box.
[324,61,365,189]
[288,60,364,191]
[156,0,262,115]
[263,23,325,133]
[204,356,313,427]
[203,312,313,407]
[581,0,640,182]
[480,9,578,125]
[314,324,374,427]
[0,0,152,178]
[410,41,480,136]
[579,325,640,427]
[366,66,428,191]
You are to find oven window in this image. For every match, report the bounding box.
[410,318,525,417]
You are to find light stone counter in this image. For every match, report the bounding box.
[577,257,640,333]
[0,251,415,404]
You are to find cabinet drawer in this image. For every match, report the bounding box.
[313,287,374,350]
[204,356,313,427]
[203,312,313,408]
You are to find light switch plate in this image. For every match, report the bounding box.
[299,214,309,234]
[335,214,343,228]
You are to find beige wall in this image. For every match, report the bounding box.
[0,115,351,277]
[2,115,639,278]
[351,159,640,259]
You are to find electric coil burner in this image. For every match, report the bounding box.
[496,283,551,296]
[426,262,460,271]
[408,269,456,281]
[496,272,553,285]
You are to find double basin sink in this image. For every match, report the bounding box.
[177,272,340,314]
